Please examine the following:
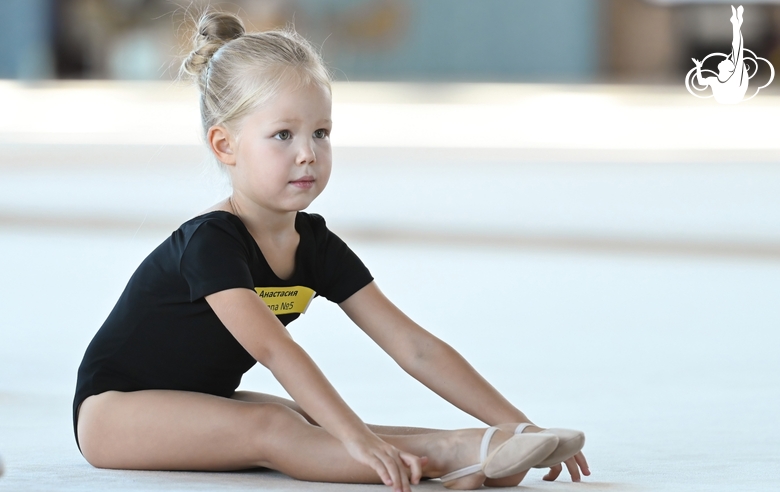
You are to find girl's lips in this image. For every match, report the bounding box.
[290,177,315,188]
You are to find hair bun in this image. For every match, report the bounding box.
[181,11,245,81]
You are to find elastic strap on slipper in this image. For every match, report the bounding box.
[514,423,533,434]
[440,426,499,482]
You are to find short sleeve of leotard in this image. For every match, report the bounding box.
[308,213,374,303]
[180,218,255,302]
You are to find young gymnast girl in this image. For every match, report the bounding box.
[73,10,589,491]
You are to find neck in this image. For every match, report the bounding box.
[228,192,297,239]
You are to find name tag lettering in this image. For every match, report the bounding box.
[254,286,316,315]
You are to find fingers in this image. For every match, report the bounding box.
[378,451,407,492]
[400,452,424,485]
[377,448,420,492]
[575,451,591,476]
[564,456,581,482]
[542,463,562,482]
[369,455,394,488]
[346,437,421,492]
[543,451,590,483]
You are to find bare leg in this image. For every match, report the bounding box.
[77,390,523,489]
[230,390,528,487]
[231,390,442,435]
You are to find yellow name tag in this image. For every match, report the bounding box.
[254,286,316,315]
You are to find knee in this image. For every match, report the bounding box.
[252,402,308,434]
[248,403,309,465]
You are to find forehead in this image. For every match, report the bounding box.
[256,81,331,119]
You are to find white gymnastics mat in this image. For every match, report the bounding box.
[2,81,780,491]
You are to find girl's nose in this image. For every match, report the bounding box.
[297,140,316,165]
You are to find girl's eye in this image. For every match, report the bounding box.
[313,129,329,139]
[274,130,291,141]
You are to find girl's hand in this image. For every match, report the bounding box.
[542,451,590,482]
[692,58,702,67]
[344,433,423,492]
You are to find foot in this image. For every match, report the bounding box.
[483,425,547,488]
[485,424,544,487]
[441,427,558,490]
[502,423,586,469]
[427,428,516,490]
[498,422,544,434]
[484,471,529,488]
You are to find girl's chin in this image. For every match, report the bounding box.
[279,197,320,212]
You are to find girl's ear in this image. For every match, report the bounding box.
[207,125,237,166]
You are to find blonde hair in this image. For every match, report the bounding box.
[179,10,331,144]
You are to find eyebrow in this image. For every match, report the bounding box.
[271,118,332,125]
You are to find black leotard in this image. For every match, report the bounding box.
[73,211,373,450]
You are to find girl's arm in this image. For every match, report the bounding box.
[342,283,591,481]
[206,287,422,491]
[339,282,530,425]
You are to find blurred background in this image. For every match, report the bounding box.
[1,1,780,491]
[3,0,780,83]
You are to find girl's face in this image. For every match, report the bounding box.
[228,81,332,214]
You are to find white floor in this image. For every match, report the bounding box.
[2,142,780,489]
[2,226,779,491]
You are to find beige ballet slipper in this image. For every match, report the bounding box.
[441,426,559,487]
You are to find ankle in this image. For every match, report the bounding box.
[429,429,486,478]
[423,431,460,477]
